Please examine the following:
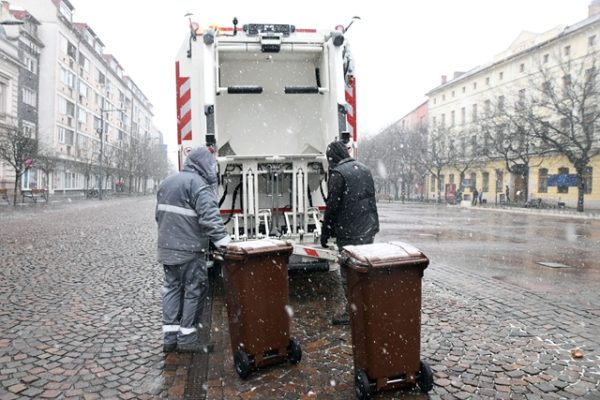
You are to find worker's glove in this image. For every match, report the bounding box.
[320,236,329,249]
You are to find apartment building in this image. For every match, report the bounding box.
[426,3,600,209]
[11,0,154,194]
[0,1,26,189]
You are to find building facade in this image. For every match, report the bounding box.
[7,0,156,195]
[426,4,600,209]
[0,1,24,190]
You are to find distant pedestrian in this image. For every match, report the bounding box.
[478,189,483,205]
[155,147,231,353]
[505,185,510,203]
[472,188,479,206]
[321,140,379,325]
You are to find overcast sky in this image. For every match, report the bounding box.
[71,0,590,157]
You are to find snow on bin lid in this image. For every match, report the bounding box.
[341,241,428,269]
[224,238,293,256]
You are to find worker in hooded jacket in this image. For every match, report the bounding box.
[155,147,231,353]
[321,140,379,325]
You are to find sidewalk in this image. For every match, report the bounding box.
[455,200,600,220]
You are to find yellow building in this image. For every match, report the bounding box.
[426,3,600,210]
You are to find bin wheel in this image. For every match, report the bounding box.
[417,360,434,392]
[287,338,302,364]
[234,350,252,379]
[354,369,371,400]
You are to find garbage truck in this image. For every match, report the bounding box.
[175,18,359,269]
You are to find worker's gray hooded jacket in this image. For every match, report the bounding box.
[155,148,230,264]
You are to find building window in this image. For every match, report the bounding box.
[543,54,549,63]
[22,88,37,106]
[449,174,455,184]
[58,96,75,117]
[498,95,505,112]
[22,121,36,138]
[472,104,478,122]
[470,172,477,189]
[484,131,491,149]
[558,167,569,193]
[564,45,571,56]
[451,90,455,98]
[484,99,491,116]
[60,67,75,88]
[589,35,596,47]
[64,171,79,189]
[97,70,106,85]
[79,83,90,102]
[23,53,37,73]
[499,72,504,80]
[78,108,88,130]
[486,77,490,85]
[450,110,455,126]
[79,52,89,72]
[482,172,489,192]
[58,127,74,145]
[432,116,437,127]
[461,107,466,125]
[430,174,436,190]
[433,98,437,105]
[442,94,446,101]
[583,167,593,194]
[471,135,477,154]
[496,170,503,193]
[462,86,466,93]
[518,89,526,108]
[0,82,5,114]
[538,168,548,193]
[59,1,73,22]
[473,82,477,90]
[441,113,446,127]
[519,63,525,73]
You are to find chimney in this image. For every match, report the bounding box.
[589,0,600,17]
[453,71,465,79]
[441,75,447,85]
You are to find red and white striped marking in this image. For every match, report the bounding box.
[293,245,338,261]
[345,76,357,143]
[176,62,192,143]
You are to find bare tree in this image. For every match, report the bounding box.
[417,125,456,203]
[358,135,388,195]
[522,51,600,211]
[0,123,38,205]
[33,148,57,201]
[479,96,550,203]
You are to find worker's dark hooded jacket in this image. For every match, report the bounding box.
[155,148,229,263]
[322,141,379,246]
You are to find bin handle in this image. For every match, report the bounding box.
[339,254,369,273]
[212,248,225,262]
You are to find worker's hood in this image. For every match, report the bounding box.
[326,141,351,169]
[182,147,217,185]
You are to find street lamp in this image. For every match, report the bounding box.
[97,106,125,200]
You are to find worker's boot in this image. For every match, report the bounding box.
[163,332,177,353]
[177,331,214,353]
[331,304,349,325]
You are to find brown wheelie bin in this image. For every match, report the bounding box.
[339,241,433,399]
[221,239,301,379]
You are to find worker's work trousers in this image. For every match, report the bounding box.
[162,257,209,344]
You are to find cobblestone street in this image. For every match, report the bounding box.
[1,198,599,399]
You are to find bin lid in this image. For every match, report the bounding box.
[341,241,429,270]
[224,238,294,258]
